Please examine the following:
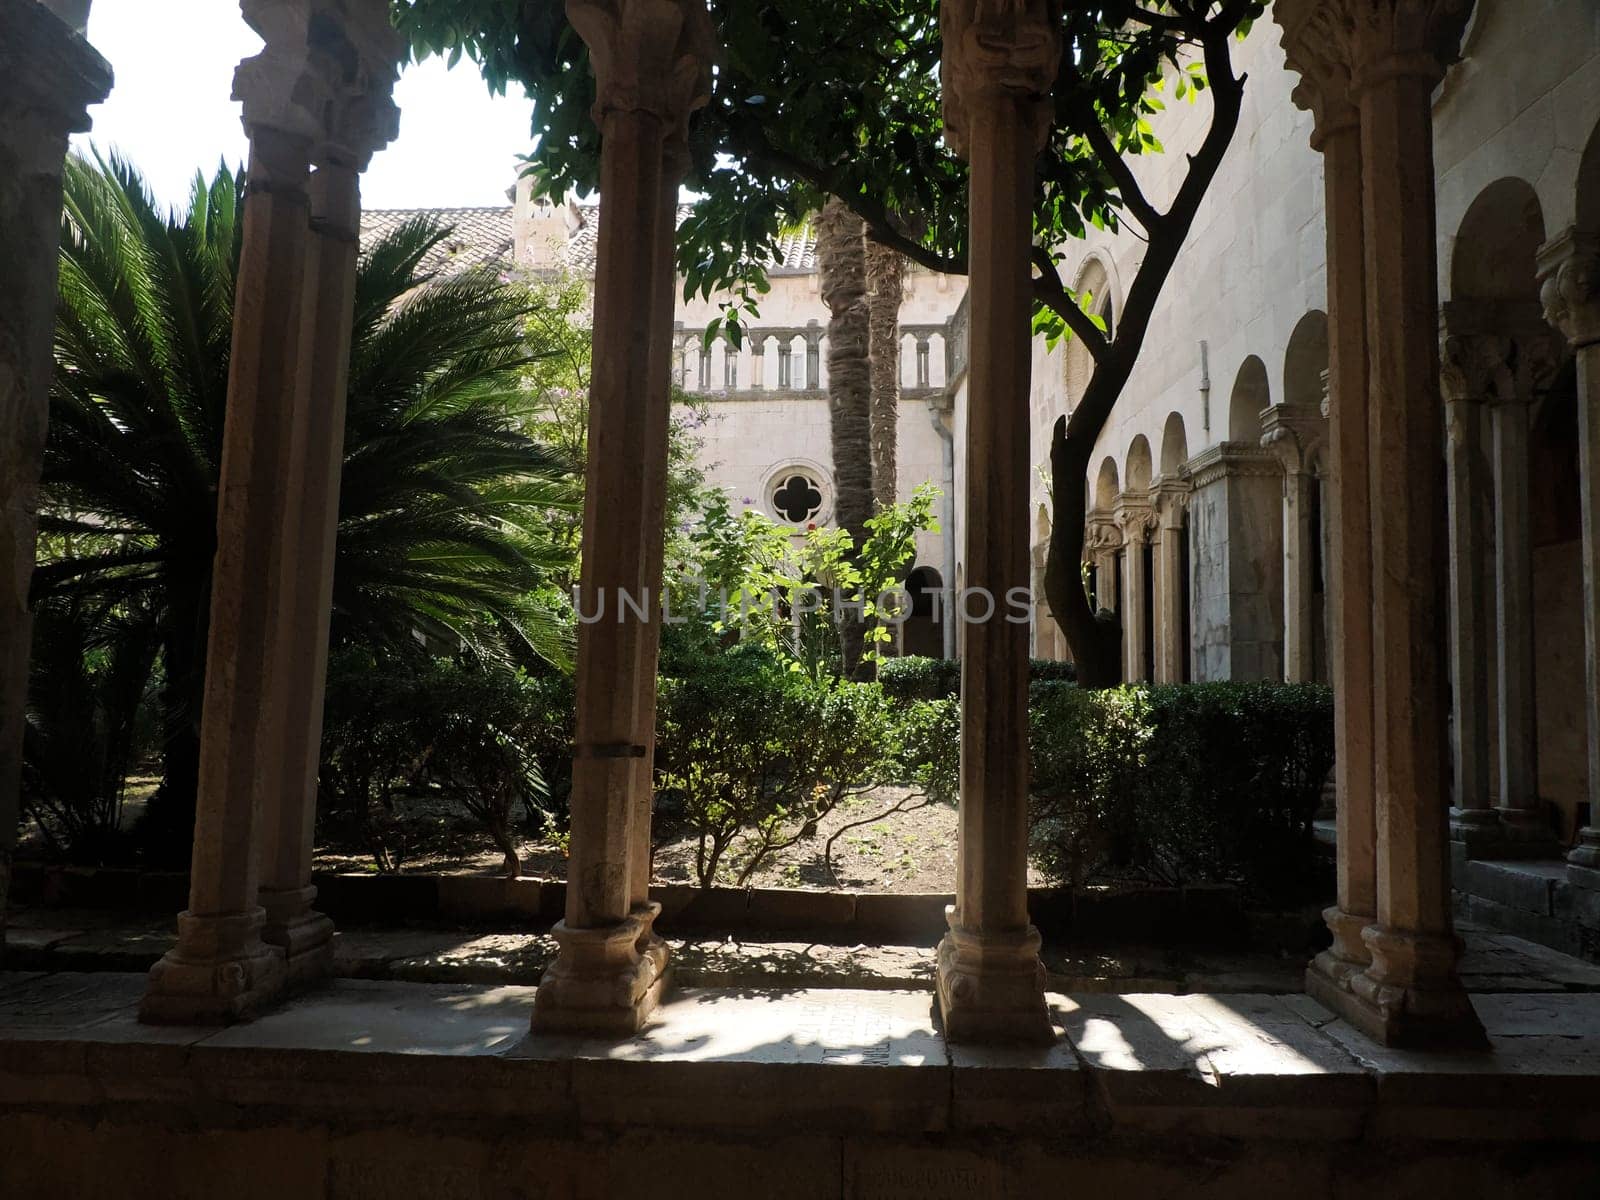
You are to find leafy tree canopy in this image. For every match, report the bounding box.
[391,0,1259,350]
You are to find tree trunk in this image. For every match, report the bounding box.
[141,586,207,865]
[865,237,903,512]
[1045,415,1122,689]
[817,197,872,677]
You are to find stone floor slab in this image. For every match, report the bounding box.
[201,978,535,1057]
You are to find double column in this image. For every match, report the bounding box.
[1280,0,1482,1046]
[531,0,712,1037]
[1261,405,1325,683]
[1540,232,1600,882]
[1440,303,1563,855]
[141,1,399,1023]
[0,0,111,967]
[1153,483,1191,684]
[935,0,1059,1044]
[1117,499,1153,684]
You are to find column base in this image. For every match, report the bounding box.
[531,902,670,1037]
[935,909,1053,1045]
[259,885,335,989]
[1568,827,1600,876]
[140,908,287,1025]
[1317,924,1486,1049]
[1490,805,1562,858]
[1306,903,1372,996]
[1449,807,1510,858]
[0,849,11,971]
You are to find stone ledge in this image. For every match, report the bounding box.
[8,863,1248,945]
[5,973,1600,1149]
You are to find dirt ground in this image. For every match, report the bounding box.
[311,786,1048,893]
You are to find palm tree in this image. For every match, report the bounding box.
[865,238,903,513]
[34,152,574,858]
[816,196,872,676]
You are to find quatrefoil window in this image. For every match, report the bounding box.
[772,473,824,524]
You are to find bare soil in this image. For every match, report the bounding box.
[311,787,1048,893]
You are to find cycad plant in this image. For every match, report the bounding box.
[32,152,575,858]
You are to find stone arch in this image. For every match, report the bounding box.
[1159,412,1188,478]
[1095,456,1120,510]
[1125,435,1153,493]
[902,565,946,659]
[1579,119,1600,233]
[1062,255,1119,411]
[1283,311,1329,411]
[1228,356,1270,444]
[1451,177,1546,302]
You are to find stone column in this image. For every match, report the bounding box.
[141,13,348,1022]
[1262,404,1326,683]
[256,24,400,988]
[1153,484,1190,684]
[1117,500,1152,683]
[0,1,111,967]
[1278,0,1380,1023]
[1315,0,1481,1047]
[935,0,1059,1044]
[1086,519,1118,615]
[532,0,711,1037]
[1438,321,1499,851]
[1488,316,1562,848]
[1540,231,1600,880]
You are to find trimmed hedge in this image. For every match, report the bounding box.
[879,654,1076,702]
[1029,681,1334,907]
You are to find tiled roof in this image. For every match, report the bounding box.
[359,201,819,278]
[562,205,817,275]
[359,205,515,275]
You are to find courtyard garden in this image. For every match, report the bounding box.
[18,153,1335,933]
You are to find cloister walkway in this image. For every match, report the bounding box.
[4,968,1600,1198]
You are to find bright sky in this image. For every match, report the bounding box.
[71,0,537,213]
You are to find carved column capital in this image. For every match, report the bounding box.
[939,0,1062,160]
[235,0,401,172]
[1276,0,1359,143]
[1115,495,1155,544]
[1260,401,1328,474]
[1539,229,1600,351]
[567,0,714,147]
[1153,480,1192,531]
[1278,0,1471,134]
[0,0,113,159]
[1441,300,1566,406]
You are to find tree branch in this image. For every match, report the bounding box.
[1032,246,1110,361]
[1070,98,1162,234]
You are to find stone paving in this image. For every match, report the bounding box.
[8,905,1600,996]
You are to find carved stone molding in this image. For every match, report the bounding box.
[1185,442,1282,490]
[1084,515,1122,554]
[939,0,1062,159]
[1539,229,1600,351]
[567,0,714,144]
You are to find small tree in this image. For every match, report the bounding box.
[395,0,1264,687]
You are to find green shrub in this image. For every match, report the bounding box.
[319,653,571,875]
[1027,681,1334,906]
[880,656,1077,703]
[654,646,894,885]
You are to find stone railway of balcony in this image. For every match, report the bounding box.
[4,970,1600,1198]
